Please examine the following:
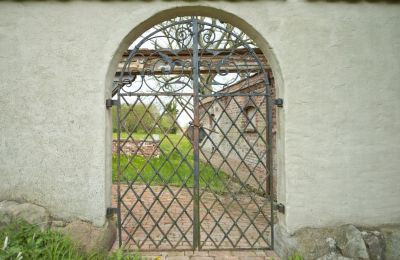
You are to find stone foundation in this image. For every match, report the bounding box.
[0,200,116,253]
[275,224,400,260]
[2,199,399,259]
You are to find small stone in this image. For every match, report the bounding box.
[51,220,67,227]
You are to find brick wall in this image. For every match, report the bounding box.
[199,72,276,196]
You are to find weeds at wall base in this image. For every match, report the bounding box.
[0,220,141,260]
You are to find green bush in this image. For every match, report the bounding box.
[0,220,141,260]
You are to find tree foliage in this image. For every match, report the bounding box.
[112,101,179,134]
[160,100,179,134]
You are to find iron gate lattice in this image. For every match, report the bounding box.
[115,17,274,251]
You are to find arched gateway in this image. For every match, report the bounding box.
[113,16,276,251]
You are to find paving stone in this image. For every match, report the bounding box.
[239,257,268,260]
[166,257,190,260]
[142,256,164,260]
[264,251,278,257]
[208,251,233,257]
[141,252,163,256]
[219,257,240,260]
[254,250,268,256]
[233,250,257,256]
[189,251,210,256]
[166,251,185,256]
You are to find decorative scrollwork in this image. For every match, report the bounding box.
[200,28,216,44]
[116,17,269,96]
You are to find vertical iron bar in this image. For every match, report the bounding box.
[116,86,123,248]
[265,74,274,249]
[192,18,201,251]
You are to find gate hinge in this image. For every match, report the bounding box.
[273,202,285,214]
[274,98,284,108]
[106,99,119,109]
[106,207,119,218]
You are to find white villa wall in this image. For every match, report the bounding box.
[0,1,399,232]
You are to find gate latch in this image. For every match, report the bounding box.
[274,98,284,108]
[106,99,119,109]
[273,202,285,214]
[106,207,119,218]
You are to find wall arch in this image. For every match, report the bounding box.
[105,5,286,228]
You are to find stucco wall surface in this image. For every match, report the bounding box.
[0,1,399,231]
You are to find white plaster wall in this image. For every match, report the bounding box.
[0,1,399,231]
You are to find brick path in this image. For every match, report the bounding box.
[139,250,278,259]
[112,184,277,259]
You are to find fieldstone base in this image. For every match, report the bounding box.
[0,200,50,230]
[275,224,400,260]
[58,219,117,253]
[0,200,116,253]
[379,226,400,260]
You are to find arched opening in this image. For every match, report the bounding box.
[106,9,282,254]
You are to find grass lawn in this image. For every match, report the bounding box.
[112,133,229,194]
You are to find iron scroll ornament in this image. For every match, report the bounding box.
[116,18,271,96]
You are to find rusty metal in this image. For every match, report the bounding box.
[115,16,274,251]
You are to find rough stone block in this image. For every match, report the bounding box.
[275,224,370,260]
[334,224,369,259]
[59,219,117,253]
[0,200,50,230]
[361,230,385,260]
[380,225,400,260]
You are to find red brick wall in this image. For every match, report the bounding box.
[199,72,277,196]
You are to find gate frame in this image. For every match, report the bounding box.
[106,7,284,251]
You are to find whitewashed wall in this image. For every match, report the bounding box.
[0,1,399,232]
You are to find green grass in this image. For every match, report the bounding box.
[288,252,304,260]
[0,220,141,260]
[112,132,229,194]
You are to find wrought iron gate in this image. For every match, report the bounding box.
[115,17,274,251]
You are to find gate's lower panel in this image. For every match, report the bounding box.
[113,184,272,251]
[199,192,271,249]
